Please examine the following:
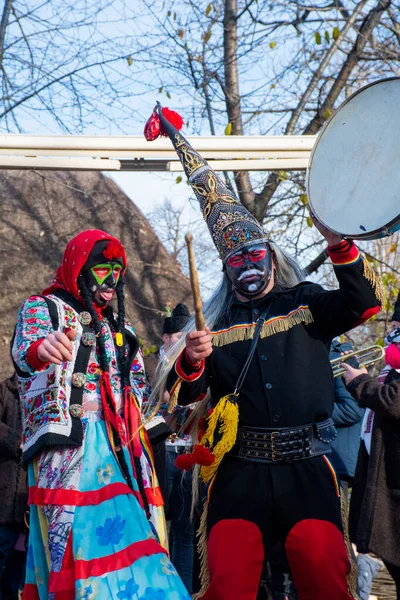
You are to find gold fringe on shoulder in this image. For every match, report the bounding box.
[211,307,314,348]
[167,379,182,413]
[340,487,360,599]
[362,257,386,304]
[192,498,210,600]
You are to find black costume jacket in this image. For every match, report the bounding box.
[167,241,382,430]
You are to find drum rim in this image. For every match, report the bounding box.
[306,76,400,239]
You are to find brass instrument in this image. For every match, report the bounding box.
[331,345,384,378]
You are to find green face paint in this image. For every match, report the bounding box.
[90,263,122,286]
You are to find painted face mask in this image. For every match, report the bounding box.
[85,261,122,307]
[225,242,273,298]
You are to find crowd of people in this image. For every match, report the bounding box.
[0,106,399,600]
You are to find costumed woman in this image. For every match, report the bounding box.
[12,229,191,600]
[144,105,384,600]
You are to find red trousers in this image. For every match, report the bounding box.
[200,455,357,600]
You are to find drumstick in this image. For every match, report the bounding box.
[185,233,205,331]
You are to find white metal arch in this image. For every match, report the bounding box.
[0,134,316,171]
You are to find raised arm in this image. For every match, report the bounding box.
[303,240,382,341]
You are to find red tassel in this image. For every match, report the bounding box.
[159,107,184,136]
[123,387,142,458]
[103,239,124,261]
[144,107,184,141]
[192,444,215,466]
[175,453,195,471]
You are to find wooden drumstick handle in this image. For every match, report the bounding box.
[185,233,205,331]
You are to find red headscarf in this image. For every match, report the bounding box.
[42,229,127,299]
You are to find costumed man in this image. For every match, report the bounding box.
[144,105,384,600]
[12,230,191,600]
[344,291,400,599]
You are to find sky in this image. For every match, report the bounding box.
[110,171,192,214]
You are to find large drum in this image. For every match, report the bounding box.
[307,77,400,240]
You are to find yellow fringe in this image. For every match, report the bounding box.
[211,308,314,347]
[340,487,360,600]
[167,379,182,413]
[362,258,386,304]
[192,498,210,600]
[199,394,239,483]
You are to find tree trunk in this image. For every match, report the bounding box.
[223,0,255,211]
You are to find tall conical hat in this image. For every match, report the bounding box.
[145,103,270,262]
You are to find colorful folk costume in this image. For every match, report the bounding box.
[12,230,191,600]
[145,106,384,600]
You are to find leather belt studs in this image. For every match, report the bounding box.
[232,418,336,464]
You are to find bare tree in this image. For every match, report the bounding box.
[0,0,146,132]
[137,0,399,283]
[146,197,221,295]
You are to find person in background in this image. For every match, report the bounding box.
[343,292,400,599]
[161,303,196,595]
[0,371,28,599]
[330,339,383,599]
[330,338,365,493]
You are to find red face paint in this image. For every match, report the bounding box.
[227,248,267,268]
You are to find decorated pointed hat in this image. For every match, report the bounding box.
[144,103,270,262]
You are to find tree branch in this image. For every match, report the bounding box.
[253,0,390,221]
[304,0,391,134]
[305,248,328,274]
[0,0,12,64]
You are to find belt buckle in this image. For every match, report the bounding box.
[271,431,281,462]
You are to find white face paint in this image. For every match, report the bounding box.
[248,283,258,292]
[237,268,260,281]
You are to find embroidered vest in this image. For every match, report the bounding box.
[17,294,92,463]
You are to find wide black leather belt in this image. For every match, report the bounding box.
[230,418,336,464]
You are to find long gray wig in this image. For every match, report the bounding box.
[145,241,305,420]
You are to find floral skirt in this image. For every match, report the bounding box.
[23,413,191,600]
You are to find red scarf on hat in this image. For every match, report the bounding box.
[42,229,127,299]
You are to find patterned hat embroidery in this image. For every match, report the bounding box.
[147,103,270,261]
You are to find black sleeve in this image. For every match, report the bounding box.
[302,240,382,341]
[166,350,209,406]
